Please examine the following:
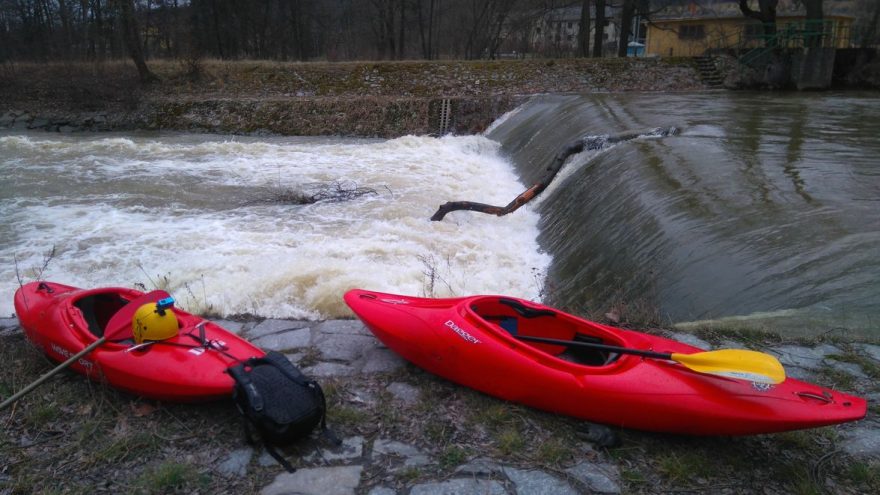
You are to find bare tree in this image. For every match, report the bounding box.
[797,0,824,47]
[415,0,438,59]
[858,0,880,47]
[577,0,590,56]
[593,0,605,57]
[111,0,157,83]
[617,0,635,57]
[739,0,779,41]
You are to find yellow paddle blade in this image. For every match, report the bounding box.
[670,349,786,385]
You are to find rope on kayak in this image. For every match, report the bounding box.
[126,330,246,364]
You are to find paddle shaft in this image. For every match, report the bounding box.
[515,334,672,360]
[0,337,106,412]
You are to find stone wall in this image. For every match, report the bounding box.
[0,58,704,138]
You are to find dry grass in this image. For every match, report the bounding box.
[0,332,270,494]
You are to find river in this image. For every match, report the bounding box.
[488,91,879,338]
[1,92,878,338]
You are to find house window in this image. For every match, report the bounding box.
[567,35,573,41]
[536,27,542,35]
[678,24,706,40]
[568,22,573,29]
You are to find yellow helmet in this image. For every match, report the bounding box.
[132,297,179,344]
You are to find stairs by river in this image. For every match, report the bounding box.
[695,56,724,88]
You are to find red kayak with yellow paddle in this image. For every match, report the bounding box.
[344,289,866,435]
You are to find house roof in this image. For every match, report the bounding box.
[649,14,855,25]
[650,0,857,21]
[540,5,619,22]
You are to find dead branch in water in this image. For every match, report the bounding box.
[430,127,678,221]
[243,180,378,207]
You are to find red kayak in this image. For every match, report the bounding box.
[13,281,264,402]
[344,289,866,435]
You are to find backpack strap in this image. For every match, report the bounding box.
[311,383,341,445]
[263,443,296,473]
[227,361,264,413]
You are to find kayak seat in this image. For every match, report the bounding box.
[478,313,520,336]
[499,317,518,336]
[74,293,130,338]
[555,334,621,366]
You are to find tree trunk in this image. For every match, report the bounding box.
[861,0,880,48]
[111,0,158,83]
[397,0,406,59]
[739,0,779,43]
[802,0,824,48]
[593,0,605,57]
[578,0,590,57]
[617,0,635,57]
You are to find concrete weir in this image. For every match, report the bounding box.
[793,47,837,90]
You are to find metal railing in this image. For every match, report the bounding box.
[739,19,850,66]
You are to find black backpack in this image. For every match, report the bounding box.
[227,351,335,471]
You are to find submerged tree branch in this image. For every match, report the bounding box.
[243,180,378,207]
[430,127,678,222]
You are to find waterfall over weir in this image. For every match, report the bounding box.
[1,92,877,339]
[487,92,880,338]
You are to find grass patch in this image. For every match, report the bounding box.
[134,461,207,494]
[656,451,715,483]
[26,402,61,428]
[777,464,823,495]
[817,365,857,390]
[621,467,648,486]
[536,436,575,467]
[96,431,160,464]
[327,405,370,428]
[775,430,820,451]
[396,467,422,483]
[846,460,880,489]
[475,403,515,429]
[828,352,880,380]
[495,427,525,456]
[691,325,785,349]
[438,445,470,470]
[423,421,454,444]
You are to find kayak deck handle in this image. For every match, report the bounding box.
[795,391,834,404]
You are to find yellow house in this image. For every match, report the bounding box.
[645,15,854,58]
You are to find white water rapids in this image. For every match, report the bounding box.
[0,132,550,319]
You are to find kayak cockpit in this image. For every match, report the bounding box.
[70,288,179,345]
[74,292,130,338]
[468,297,624,367]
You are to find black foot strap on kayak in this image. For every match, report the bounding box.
[499,298,557,319]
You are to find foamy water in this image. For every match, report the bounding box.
[1,133,550,319]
